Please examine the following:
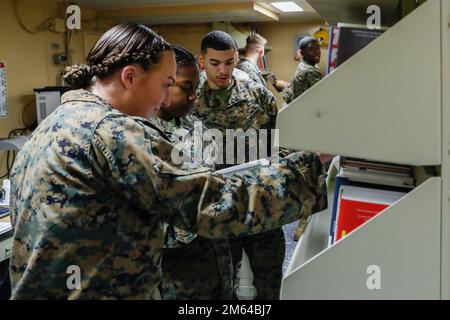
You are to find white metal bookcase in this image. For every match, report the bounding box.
[277,0,450,299]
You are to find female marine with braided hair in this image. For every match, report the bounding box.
[8,23,327,299]
[150,45,234,300]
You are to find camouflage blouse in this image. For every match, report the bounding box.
[9,89,327,299]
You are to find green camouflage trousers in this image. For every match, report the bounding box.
[230,228,286,300]
[162,236,233,300]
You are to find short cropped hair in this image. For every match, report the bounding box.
[245,33,267,52]
[201,30,237,54]
[173,44,197,69]
[298,36,318,51]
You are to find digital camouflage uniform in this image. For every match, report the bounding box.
[149,114,234,300]
[195,71,276,139]
[237,57,310,241]
[283,60,322,104]
[282,60,323,240]
[9,89,327,299]
[194,73,288,300]
[236,57,267,88]
[198,68,251,89]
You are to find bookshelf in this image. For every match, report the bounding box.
[277,0,450,299]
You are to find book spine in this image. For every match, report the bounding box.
[326,27,334,75]
[339,169,414,187]
[328,27,340,73]
[329,175,348,244]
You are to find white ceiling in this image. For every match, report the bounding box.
[66,0,324,25]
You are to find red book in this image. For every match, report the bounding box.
[335,185,406,242]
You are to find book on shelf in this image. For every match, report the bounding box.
[329,157,414,245]
[341,157,413,176]
[333,185,406,242]
[326,26,384,74]
[257,55,268,71]
[339,168,414,188]
[340,157,414,187]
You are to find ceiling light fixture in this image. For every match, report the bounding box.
[270,2,303,12]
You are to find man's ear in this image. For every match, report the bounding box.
[296,48,302,61]
[234,50,239,66]
[198,54,205,70]
[120,65,138,89]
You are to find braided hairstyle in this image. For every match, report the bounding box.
[63,23,173,89]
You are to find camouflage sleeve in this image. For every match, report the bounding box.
[91,116,327,240]
[237,65,264,87]
[256,85,278,130]
[155,150,328,239]
[250,73,264,87]
[292,68,322,101]
[282,83,294,104]
[283,67,322,105]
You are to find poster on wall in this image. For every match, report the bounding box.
[0,62,8,119]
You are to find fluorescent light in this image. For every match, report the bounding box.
[270,2,303,12]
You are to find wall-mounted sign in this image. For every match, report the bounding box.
[0,62,8,119]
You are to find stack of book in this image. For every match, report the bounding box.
[329,157,414,245]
